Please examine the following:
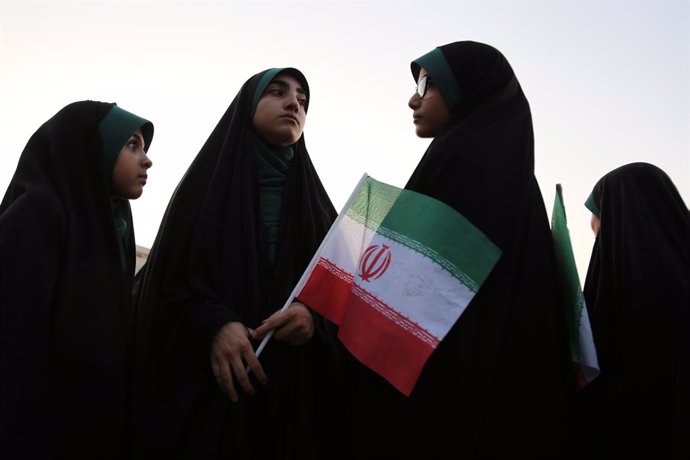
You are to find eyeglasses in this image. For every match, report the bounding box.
[416,75,430,98]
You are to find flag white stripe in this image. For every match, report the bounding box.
[321,214,475,340]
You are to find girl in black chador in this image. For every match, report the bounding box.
[580,162,689,459]
[344,41,574,459]
[131,68,340,459]
[0,101,154,459]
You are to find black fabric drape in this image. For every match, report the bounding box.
[0,101,134,459]
[579,162,690,459]
[345,41,573,459]
[131,70,339,459]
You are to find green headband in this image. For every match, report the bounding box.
[584,192,600,217]
[252,68,283,115]
[99,105,154,181]
[411,48,462,111]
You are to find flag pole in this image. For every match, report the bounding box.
[250,173,370,361]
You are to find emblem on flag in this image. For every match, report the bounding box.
[358,244,392,282]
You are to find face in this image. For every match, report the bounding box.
[252,73,307,146]
[408,67,451,138]
[112,128,152,199]
[590,213,601,237]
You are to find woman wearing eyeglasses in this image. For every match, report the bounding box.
[343,41,574,459]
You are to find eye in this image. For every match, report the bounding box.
[298,98,307,106]
[127,139,141,152]
[268,88,284,97]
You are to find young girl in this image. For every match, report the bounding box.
[581,162,689,459]
[345,41,573,459]
[131,68,339,459]
[0,101,153,459]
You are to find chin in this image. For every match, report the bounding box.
[415,128,433,138]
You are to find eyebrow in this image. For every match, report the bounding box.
[269,79,306,95]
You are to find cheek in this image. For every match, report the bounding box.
[252,114,269,138]
[252,101,271,126]
[432,99,450,124]
[590,215,601,236]
[297,113,307,130]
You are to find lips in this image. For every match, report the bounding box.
[281,114,299,124]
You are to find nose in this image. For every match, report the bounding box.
[285,93,300,112]
[142,153,153,169]
[408,92,421,109]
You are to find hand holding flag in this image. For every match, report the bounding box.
[250,301,315,346]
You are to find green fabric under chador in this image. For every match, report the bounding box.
[255,138,294,265]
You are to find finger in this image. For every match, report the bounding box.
[244,350,268,385]
[274,322,312,344]
[249,331,263,343]
[272,322,294,341]
[250,323,269,340]
[215,354,238,402]
[273,309,311,343]
[230,354,256,396]
[252,314,285,338]
[247,327,258,341]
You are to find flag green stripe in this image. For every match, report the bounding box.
[347,177,501,288]
[346,176,401,226]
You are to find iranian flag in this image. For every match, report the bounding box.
[551,184,599,389]
[294,174,501,396]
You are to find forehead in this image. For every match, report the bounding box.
[268,73,306,93]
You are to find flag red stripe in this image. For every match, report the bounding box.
[297,258,353,325]
[298,256,438,396]
[349,285,440,348]
[339,292,435,396]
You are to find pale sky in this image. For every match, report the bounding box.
[1,0,688,280]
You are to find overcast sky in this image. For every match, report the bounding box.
[1,0,688,280]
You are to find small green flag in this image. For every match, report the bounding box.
[551,184,599,389]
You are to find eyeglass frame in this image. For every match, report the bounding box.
[416,74,430,98]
